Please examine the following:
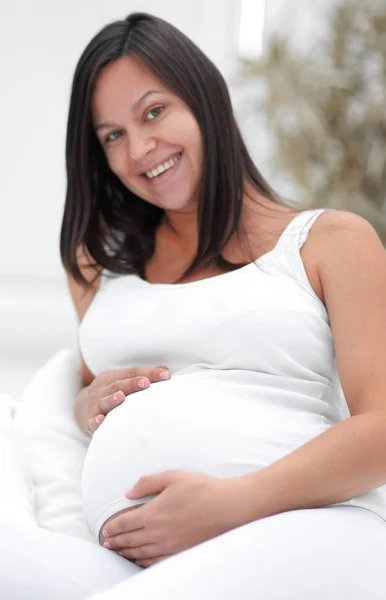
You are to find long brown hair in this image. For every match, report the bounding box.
[60,12,281,286]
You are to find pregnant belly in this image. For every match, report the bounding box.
[82,374,327,539]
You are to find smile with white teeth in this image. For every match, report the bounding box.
[145,153,181,179]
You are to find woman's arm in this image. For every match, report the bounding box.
[65,246,100,431]
[234,211,386,522]
[66,246,100,384]
[66,247,171,435]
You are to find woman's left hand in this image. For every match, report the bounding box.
[101,470,248,568]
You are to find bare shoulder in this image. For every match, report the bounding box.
[303,209,386,303]
[307,209,384,262]
[304,210,386,414]
[310,209,375,235]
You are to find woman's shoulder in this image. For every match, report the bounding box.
[253,207,372,304]
[304,209,380,254]
[301,209,384,304]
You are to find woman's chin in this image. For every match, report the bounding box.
[149,196,197,212]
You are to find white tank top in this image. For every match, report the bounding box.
[79,208,386,539]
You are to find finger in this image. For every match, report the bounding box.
[148,366,171,382]
[98,367,171,414]
[100,366,170,387]
[102,505,146,538]
[104,528,148,551]
[116,544,161,562]
[97,377,151,415]
[101,376,150,401]
[87,414,105,434]
[135,555,171,568]
[97,389,126,416]
[126,472,175,500]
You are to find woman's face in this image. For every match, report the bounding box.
[92,56,203,213]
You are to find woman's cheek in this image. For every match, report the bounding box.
[106,149,123,175]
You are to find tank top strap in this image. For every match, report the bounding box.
[275,208,328,252]
[271,208,330,306]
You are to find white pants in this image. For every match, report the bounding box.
[2,506,386,600]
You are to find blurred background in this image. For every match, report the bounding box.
[1,0,385,398]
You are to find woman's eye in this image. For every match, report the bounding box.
[145,106,164,121]
[105,130,123,143]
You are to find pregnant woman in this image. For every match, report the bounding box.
[4,11,386,600]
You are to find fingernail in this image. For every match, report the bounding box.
[137,378,149,389]
[103,542,111,549]
[113,393,118,402]
[159,371,170,380]
[95,416,102,425]
[102,529,109,538]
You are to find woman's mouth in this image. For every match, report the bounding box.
[142,152,182,186]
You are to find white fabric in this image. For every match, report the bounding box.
[80,209,386,539]
[0,392,36,528]
[85,506,386,600]
[2,505,386,599]
[3,369,386,598]
[13,349,94,542]
[2,208,386,597]
[0,515,138,599]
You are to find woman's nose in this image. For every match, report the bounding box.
[127,128,156,163]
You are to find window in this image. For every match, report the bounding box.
[238,0,266,60]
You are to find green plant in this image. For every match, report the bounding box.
[242,0,386,241]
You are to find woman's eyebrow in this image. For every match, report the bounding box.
[95,90,162,132]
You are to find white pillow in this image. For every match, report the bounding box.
[14,349,95,543]
[0,392,37,527]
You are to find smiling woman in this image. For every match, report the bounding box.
[61,11,279,287]
[7,9,386,600]
[91,56,201,213]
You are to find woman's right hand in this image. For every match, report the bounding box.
[76,366,170,435]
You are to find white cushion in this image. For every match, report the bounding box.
[14,349,95,542]
[0,391,37,527]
